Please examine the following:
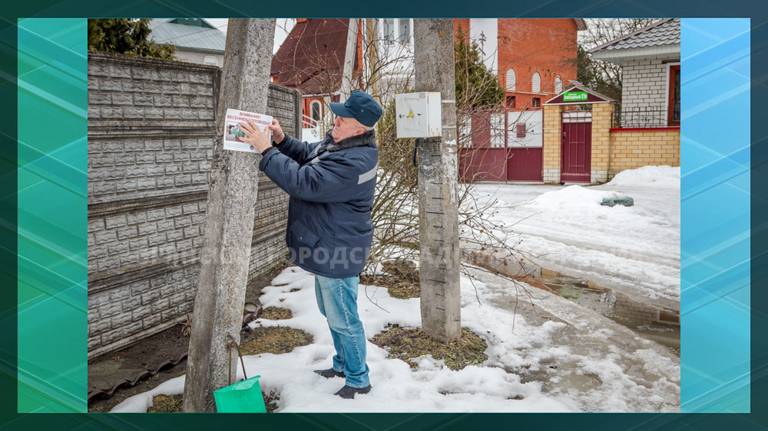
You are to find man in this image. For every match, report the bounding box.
[241,90,382,399]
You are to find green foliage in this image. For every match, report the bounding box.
[454,31,504,110]
[88,19,175,59]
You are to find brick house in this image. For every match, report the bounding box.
[536,19,681,185]
[270,19,364,140]
[455,19,587,182]
[589,18,681,178]
[365,18,415,106]
[590,18,680,128]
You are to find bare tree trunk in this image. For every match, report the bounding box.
[183,18,276,412]
[413,19,461,342]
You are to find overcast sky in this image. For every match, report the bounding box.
[204,18,635,53]
[206,18,295,53]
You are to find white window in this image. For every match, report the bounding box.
[382,19,395,42]
[666,63,680,126]
[554,75,562,94]
[310,101,322,122]
[532,72,541,93]
[398,19,411,44]
[505,69,516,91]
[203,55,219,66]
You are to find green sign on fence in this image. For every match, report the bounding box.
[563,91,588,102]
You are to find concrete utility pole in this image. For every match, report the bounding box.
[183,19,276,412]
[413,19,461,342]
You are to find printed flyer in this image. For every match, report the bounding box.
[223,108,272,153]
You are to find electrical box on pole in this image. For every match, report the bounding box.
[395,92,443,138]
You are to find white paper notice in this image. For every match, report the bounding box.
[223,108,273,153]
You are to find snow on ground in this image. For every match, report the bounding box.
[608,165,680,189]
[112,265,679,413]
[473,166,680,305]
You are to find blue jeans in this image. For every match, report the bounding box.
[314,274,370,388]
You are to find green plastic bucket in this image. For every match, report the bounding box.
[213,375,267,413]
[214,334,267,413]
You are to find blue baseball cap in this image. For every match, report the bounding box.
[329,90,383,127]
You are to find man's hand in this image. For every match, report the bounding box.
[240,120,272,154]
[268,119,285,144]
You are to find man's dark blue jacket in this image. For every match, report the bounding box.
[258,130,378,278]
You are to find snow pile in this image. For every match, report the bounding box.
[112,268,571,412]
[112,266,679,413]
[110,376,187,413]
[476,165,680,303]
[607,166,679,188]
[528,185,627,211]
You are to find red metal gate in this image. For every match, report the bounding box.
[560,111,591,183]
[458,110,544,182]
[507,148,543,182]
[459,111,505,182]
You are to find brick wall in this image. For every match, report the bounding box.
[542,105,561,183]
[87,53,302,358]
[497,19,577,109]
[608,128,680,178]
[590,103,613,183]
[619,55,678,127]
[541,103,678,184]
[452,19,578,109]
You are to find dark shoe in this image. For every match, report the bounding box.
[334,384,372,399]
[314,368,345,379]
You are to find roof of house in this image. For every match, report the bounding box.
[574,19,588,31]
[589,18,679,61]
[270,19,352,95]
[544,80,615,105]
[149,18,226,54]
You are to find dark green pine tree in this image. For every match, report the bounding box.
[454,30,504,110]
[88,18,175,60]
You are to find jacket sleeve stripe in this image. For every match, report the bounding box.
[357,163,378,184]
